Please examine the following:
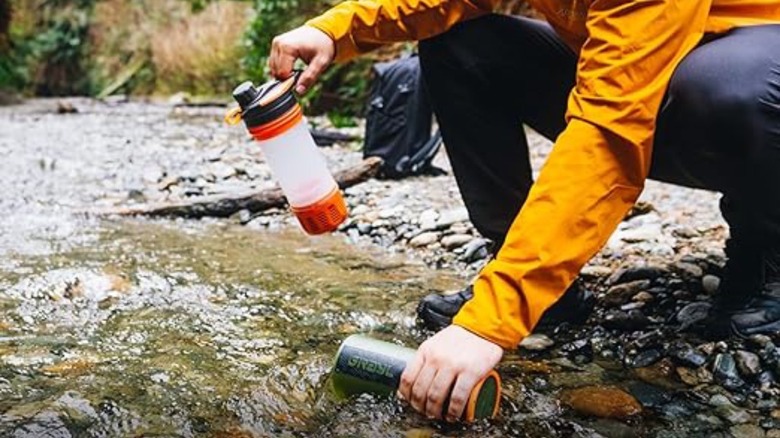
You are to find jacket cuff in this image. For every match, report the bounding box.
[305,17,359,63]
[451,275,527,350]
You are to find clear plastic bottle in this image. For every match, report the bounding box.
[226,76,348,235]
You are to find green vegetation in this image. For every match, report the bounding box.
[1,0,532,113]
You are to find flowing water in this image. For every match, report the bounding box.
[0,99,737,437]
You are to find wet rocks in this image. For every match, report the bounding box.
[603,280,652,307]
[607,265,666,285]
[729,424,766,438]
[734,350,762,377]
[630,349,663,368]
[603,309,651,331]
[713,353,746,390]
[702,275,721,294]
[669,343,708,368]
[559,385,642,419]
[709,394,752,424]
[672,261,705,280]
[675,302,712,330]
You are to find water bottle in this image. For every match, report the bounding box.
[330,335,502,422]
[225,74,348,235]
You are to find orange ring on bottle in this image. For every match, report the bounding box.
[248,104,303,141]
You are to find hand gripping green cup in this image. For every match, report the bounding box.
[330,334,501,422]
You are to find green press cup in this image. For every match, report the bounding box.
[331,334,501,422]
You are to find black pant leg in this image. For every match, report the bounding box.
[419,15,576,245]
[650,24,780,243]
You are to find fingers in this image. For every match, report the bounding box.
[410,364,436,414]
[296,55,329,94]
[398,352,424,402]
[269,38,297,80]
[446,372,480,422]
[425,368,456,420]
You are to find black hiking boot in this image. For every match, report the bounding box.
[416,280,595,333]
[711,236,780,337]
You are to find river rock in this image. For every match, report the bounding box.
[418,209,439,230]
[351,204,370,216]
[607,265,667,285]
[675,302,711,330]
[632,291,655,303]
[669,343,707,368]
[441,234,472,250]
[626,381,672,408]
[748,335,774,349]
[603,280,652,307]
[734,350,761,377]
[635,358,684,390]
[729,424,766,438]
[559,385,642,419]
[435,207,469,229]
[519,334,554,351]
[461,238,489,263]
[409,232,439,248]
[672,261,704,279]
[713,353,745,390]
[702,275,721,294]
[709,394,752,424]
[630,349,662,368]
[581,265,614,278]
[603,309,650,331]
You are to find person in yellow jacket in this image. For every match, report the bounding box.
[268,0,780,422]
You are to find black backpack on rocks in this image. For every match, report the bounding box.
[363,54,444,179]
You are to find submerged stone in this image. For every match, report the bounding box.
[559,385,642,419]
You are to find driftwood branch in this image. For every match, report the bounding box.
[104,157,383,219]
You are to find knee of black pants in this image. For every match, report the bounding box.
[418,14,502,85]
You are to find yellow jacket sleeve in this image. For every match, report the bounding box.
[453,0,713,349]
[306,0,500,62]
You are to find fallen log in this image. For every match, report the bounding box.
[103,157,383,219]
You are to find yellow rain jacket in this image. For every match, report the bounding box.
[307,0,780,349]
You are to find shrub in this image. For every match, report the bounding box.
[150,1,251,95]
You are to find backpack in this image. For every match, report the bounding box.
[363,54,444,179]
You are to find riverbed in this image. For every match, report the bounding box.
[0,98,777,437]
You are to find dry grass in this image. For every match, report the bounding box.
[150,1,250,95]
[90,0,249,96]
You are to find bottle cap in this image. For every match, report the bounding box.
[229,73,299,130]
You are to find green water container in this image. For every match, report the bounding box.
[331,334,501,422]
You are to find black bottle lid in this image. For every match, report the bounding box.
[231,73,299,129]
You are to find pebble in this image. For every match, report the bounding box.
[748,335,774,349]
[632,291,655,303]
[675,302,712,330]
[461,238,489,263]
[441,234,472,250]
[669,343,708,368]
[672,261,704,279]
[709,394,752,424]
[351,204,370,216]
[734,350,761,377]
[581,265,614,278]
[702,275,721,294]
[603,309,651,331]
[729,424,766,438]
[626,381,672,408]
[607,265,667,285]
[603,280,652,307]
[435,207,469,229]
[713,353,746,390]
[630,349,662,368]
[418,209,439,230]
[559,385,642,419]
[409,232,438,248]
[519,334,555,351]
